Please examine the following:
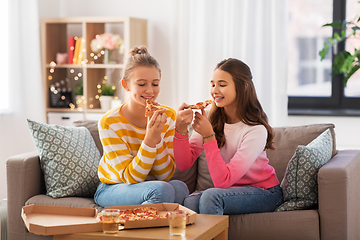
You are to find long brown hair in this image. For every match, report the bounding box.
[208,58,275,150]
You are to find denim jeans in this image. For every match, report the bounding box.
[94,180,189,207]
[184,185,283,215]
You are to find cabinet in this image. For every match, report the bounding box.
[40,17,147,124]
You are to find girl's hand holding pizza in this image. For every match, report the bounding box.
[144,111,167,147]
[192,109,214,140]
[175,103,193,133]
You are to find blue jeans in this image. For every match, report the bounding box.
[184,185,283,215]
[94,180,189,207]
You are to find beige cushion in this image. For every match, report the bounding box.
[196,151,214,191]
[266,123,337,182]
[73,120,103,156]
[171,164,198,194]
[26,194,103,212]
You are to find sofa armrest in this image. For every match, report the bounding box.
[318,150,360,240]
[6,151,46,240]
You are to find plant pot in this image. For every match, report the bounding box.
[111,99,122,109]
[100,96,114,111]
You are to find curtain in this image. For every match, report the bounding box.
[171,0,288,127]
[0,0,44,162]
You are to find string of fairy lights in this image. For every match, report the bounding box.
[48,60,117,111]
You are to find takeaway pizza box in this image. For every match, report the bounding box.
[22,203,197,235]
[105,203,197,230]
[21,204,102,236]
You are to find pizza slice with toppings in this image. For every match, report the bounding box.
[145,99,167,117]
[187,99,213,109]
[133,207,158,217]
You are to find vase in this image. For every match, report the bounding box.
[100,96,114,111]
[111,99,122,109]
[103,49,117,64]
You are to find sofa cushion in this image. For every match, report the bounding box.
[275,129,333,211]
[229,210,320,240]
[266,123,337,182]
[25,194,103,212]
[171,164,198,194]
[27,119,101,198]
[196,151,214,191]
[73,120,103,156]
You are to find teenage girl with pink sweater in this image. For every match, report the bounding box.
[173,58,283,214]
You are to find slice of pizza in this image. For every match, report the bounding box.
[133,207,158,217]
[145,99,167,117]
[118,212,141,224]
[187,99,213,109]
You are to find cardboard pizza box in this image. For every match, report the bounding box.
[104,203,197,230]
[21,204,102,236]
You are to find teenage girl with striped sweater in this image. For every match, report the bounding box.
[94,46,189,207]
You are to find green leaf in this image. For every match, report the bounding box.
[333,51,351,75]
[332,50,360,86]
[334,32,342,41]
[341,29,346,38]
[319,44,330,60]
[355,48,360,58]
[320,8,360,86]
[101,84,116,96]
[344,65,360,87]
[319,49,328,60]
[322,21,342,28]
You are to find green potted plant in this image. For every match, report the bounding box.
[319,9,360,86]
[100,84,116,111]
[73,81,84,109]
[101,84,116,96]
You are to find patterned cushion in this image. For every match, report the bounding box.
[27,119,101,198]
[275,128,333,211]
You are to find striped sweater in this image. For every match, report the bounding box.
[98,103,176,184]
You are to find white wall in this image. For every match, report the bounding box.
[286,116,360,150]
[1,0,359,201]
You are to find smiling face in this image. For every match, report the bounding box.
[211,68,238,111]
[123,65,161,107]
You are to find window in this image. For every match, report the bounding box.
[287,0,360,115]
[0,0,9,112]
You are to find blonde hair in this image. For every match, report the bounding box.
[122,46,161,81]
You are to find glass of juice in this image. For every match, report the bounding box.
[169,210,186,236]
[102,209,120,234]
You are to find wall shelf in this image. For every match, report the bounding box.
[41,17,147,125]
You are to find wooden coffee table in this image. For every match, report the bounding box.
[54,214,229,240]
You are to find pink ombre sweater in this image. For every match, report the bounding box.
[174,121,279,189]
